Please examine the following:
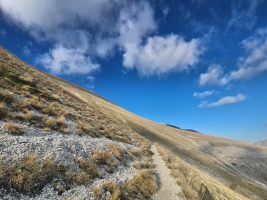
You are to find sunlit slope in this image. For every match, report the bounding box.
[1,47,267,199]
[55,65,267,199]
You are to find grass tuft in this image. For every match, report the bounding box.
[2,122,24,135]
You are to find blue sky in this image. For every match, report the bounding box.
[0,0,267,143]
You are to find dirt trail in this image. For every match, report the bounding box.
[151,145,185,200]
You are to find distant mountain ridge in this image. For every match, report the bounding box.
[255,139,267,146]
[166,124,199,133]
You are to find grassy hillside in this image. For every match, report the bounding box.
[1,47,267,199]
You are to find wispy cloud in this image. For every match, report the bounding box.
[199,93,246,108]
[199,27,267,87]
[227,0,259,30]
[193,90,215,98]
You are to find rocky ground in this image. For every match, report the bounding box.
[0,120,140,199]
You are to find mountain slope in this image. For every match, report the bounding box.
[0,47,267,199]
[255,139,267,146]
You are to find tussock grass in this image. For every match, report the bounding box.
[133,160,155,170]
[0,156,102,195]
[123,170,158,199]
[2,122,24,135]
[92,150,116,168]
[0,155,57,194]
[158,146,248,200]
[93,170,158,200]
[108,144,123,161]
[0,89,14,103]
[29,96,44,111]
[77,159,99,179]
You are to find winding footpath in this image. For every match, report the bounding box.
[151,145,185,200]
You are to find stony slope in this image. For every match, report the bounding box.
[1,47,267,199]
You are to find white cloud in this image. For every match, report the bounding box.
[118,1,157,68]
[199,64,228,86]
[230,29,267,80]
[38,45,99,75]
[199,93,246,108]
[1,0,204,78]
[193,90,214,98]
[199,27,267,86]
[122,34,203,76]
[117,3,202,76]
[0,0,125,76]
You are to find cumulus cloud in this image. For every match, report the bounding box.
[0,0,124,76]
[1,0,203,77]
[193,90,215,98]
[122,34,203,76]
[118,1,157,68]
[199,27,267,86]
[38,45,99,75]
[199,93,246,108]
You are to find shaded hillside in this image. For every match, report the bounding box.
[1,47,267,199]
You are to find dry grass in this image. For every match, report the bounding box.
[92,150,117,168]
[93,182,121,200]
[77,159,99,179]
[29,96,44,111]
[93,170,158,200]
[133,160,155,170]
[123,170,158,199]
[0,155,57,194]
[0,102,8,120]
[108,144,123,161]
[0,156,102,195]
[158,146,248,200]
[0,88,14,103]
[2,122,24,135]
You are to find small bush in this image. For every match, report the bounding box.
[2,123,24,135]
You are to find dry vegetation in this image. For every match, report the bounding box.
[93,170,158,200]
[0,48,158,198]
[2,122,24,135]
[157,146,249,200]
[0,48,146,146]
[0,155,103,195]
